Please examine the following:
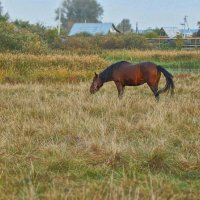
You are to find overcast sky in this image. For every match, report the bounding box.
[1,0,199,29]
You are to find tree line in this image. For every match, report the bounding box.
[1,0,200,36]
[55,0,133,33]
[55,0,200,36]
[0,0,200,53]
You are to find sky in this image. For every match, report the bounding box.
[1,0,199,30]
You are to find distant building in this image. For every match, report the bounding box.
[160,27,181,38]
[161,27,198,38]
[179,29,198,37]
[68,23,120,36]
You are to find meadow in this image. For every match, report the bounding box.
[0,50,200,83]
[0,50,200,199]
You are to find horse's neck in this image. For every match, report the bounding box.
[99,70,112,83]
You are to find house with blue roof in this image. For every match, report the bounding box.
[160,27,198,38]
[68,23,120,36]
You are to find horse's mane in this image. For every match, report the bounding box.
[99,61,130,82]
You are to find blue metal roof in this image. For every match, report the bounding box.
[68,23,116,36]
[161,27,180,38]
[161,27,198,38]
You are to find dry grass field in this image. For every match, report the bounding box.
[0,50,200,84]
[0,72,200,199]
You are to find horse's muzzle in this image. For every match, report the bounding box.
[90,89,95,94]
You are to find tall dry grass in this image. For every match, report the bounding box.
[0,50,200,83]
[104,50,200,62]
[0,53,108,83]
[0,73,200,199]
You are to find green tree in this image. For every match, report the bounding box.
[0,1,9,21]
[192,21,200,37]
[14,19,32,29]
[175,34,183,50]
[117,19,132,33]
[197,21,200,29]
[14,19,49,38]
[55,0,103,30]
[195,21,200,36]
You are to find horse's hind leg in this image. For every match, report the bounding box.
[148,84,159,101]
[147,71,161,101]
[115,81,124,99]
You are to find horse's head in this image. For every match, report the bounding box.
[90,73,103,94]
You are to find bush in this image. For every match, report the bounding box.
[52,34,149,51]
[175,34,184,50]
[123,33,149,49]
[99,35,125,49]
[0,22,22,51]
[143,31,159,39]
[98,34,149,50]
[20,32,47,54]
[0,21,47,53]
[74,32,93,37]
[0,20,150,53]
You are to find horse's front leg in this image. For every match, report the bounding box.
[115,81,124,99]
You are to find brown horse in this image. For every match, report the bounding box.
[90,61,174,100]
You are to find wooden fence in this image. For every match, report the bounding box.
[147,37,200,49]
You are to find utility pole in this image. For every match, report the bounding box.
[181,16,190,38]
[181,16,187,38]
[136,22,139,34]
[58,1,62,36]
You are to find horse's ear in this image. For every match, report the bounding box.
[94,72,98,77]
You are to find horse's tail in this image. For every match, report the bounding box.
[156,65,174,96]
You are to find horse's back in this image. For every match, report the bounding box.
[117,61,157,69]
[112,61,159,86]
[115,61,158,75]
